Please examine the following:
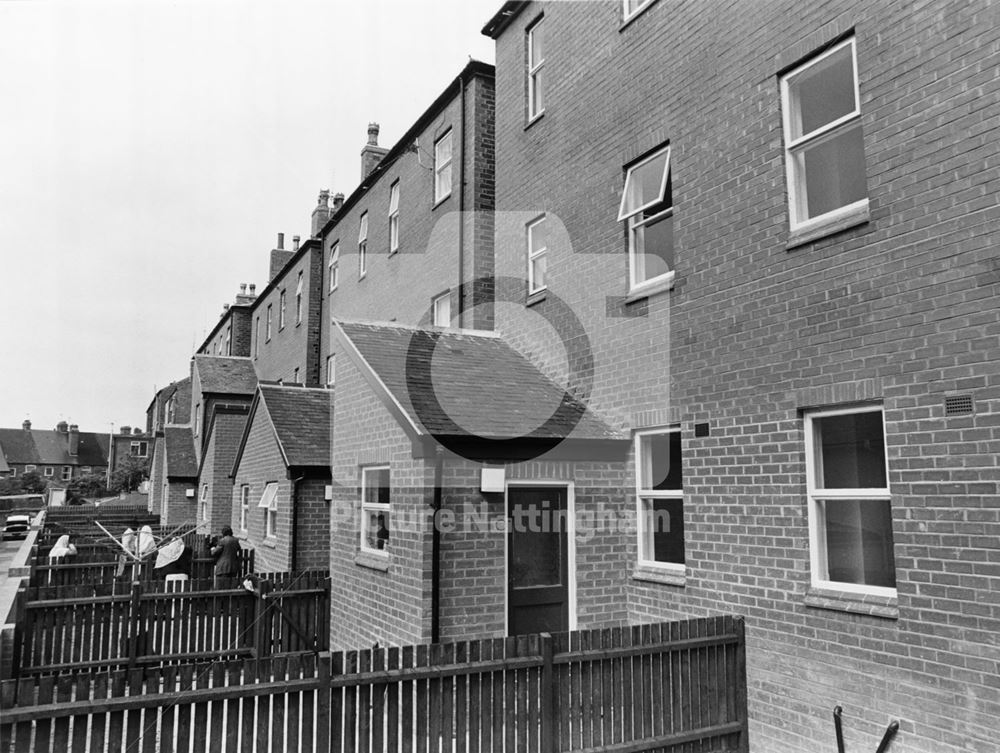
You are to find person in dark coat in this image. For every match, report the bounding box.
[210,526,241,587]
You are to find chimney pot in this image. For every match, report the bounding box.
[240,283,247,294]
[133,427,142,435]
[121,425,131,435]
[277,232,285,250]
[22,419,31,431]
[293,235,300,252]
[333,193,345,211]
[367,122,380,145]
[249,284,256,295]
[318,189,330,206]
[57,421,68,434]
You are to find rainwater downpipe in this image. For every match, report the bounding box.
[431,446,444,644]
[457,73,467,329]
[290,475,304,572]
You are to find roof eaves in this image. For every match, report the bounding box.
[482,1,529,38]
[317,60,495,241]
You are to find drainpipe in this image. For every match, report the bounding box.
[431,446,444,643]
[457,73,467,329]
[290,475,304,572]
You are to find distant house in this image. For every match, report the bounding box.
[108,426,153,478]
[0,420,109,482]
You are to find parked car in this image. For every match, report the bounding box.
[1,514,31,540]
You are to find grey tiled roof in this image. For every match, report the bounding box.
[336,321,623,442]
[259,385,332,467]
[194,356,258,395]
[0,428,109,467]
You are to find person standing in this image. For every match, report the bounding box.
[210,526,241,587]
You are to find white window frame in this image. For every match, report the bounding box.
[279,289,286,330]
[240,485,250,531]
[388,181,400,254]
[526,215,548,295]
[329,243,340,292]
[199,484,208,522]
[194,404,201,437]
[295,272,304,325]
[61,466,72,481]
[432,292,451,327]
[44,466,53,477]
[266,305,272,341]
[527,18,544,121]
[618,145,673,293]
[25,465,36,473]
[259,482,278,539]
[358,213,368,278]
[81,466,91,475]
[326,354,336,388]
[780,37,867,232]
[131,441,148,457]
[804,404,895,598]
[360,465,390,556]
[434,130,453,204]
[634,427,684,572]
[623,0,656,22]
[225,325,232,356]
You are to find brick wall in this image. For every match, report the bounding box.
[199,408,248,536]
[490,2,1000,752]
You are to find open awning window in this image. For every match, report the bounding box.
[258,482,278,510]
[617,146,671,222]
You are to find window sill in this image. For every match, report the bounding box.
[632,564,686,587]
[625,272,675,304]
[787,200,870,249]
[619,0,659,31]
[358,273,367,282]
[804,585,898,619]
[355,551,390,572]
[526,289,547,307]
[524,111,545,131]
[262,538,277,549]
[432,193,451,211]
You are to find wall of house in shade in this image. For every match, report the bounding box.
[487,2,1000,752]
[198,409,248,536]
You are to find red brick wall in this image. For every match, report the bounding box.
[491,2,1000,752]
[252,247,324,385]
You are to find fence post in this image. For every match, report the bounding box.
[540,632,555,753]
[735,616,749,753]
[126,580,143,670]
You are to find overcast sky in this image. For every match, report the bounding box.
[0,0,498,434]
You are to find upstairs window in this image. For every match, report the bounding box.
[329,243,340,292]
[527,17,545,121]
[432,292,451,327]
[279,289,286,330]
[326,355,336,388]
[358,212,369,278]
[619,145,673,292]
[295,272,304,324]
[254,318,260,357]
[293,367,299,384]
[780,37,867,230]
[434,131,453,203]
[805,405,895,594]
[240,485,249,531]
[130,441,148,457]
[388,181,400,254]
[259,482,278,539]
[199,484,208,522]
[266,305,273,341]
[225,325,232,356]
[635,428,684,569]
[526,215,548,295]
[361,465,390,555]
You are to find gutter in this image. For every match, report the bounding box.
[431,446,443,643]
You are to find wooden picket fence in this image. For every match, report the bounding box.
[10,571,330,677]
[0,615,748,753]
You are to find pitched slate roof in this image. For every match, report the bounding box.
[258,385,332,468]
[193,356,258,396]
[0,428,109,467]
[163,427,198,478]
[333,321,623,442]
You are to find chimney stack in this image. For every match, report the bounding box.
[121,426,132,435]
[311,189,332,238]
[360,122,389,181]
[293,235,300,252]
[22,419,31,431]
[235,282,256,306]
[68,424,80,456]
[332,193,345,212]
[133,427,142,435]
[269,232,294,282]
[56,421,68,434]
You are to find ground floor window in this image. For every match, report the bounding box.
[61,466,71,481]
[361,466,390,554]
[805,404,896,593]
[635,427,684,568]
[259,482,278,539]
[44,466,54,477]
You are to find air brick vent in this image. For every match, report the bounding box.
[944,394,974,416]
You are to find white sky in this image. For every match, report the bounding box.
[0,0,498,433]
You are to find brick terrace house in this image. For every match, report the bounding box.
[230,384,331,572]
[472,1,999,752]
[0,420,109,482]
[147,377,196,522]
[108,426,152,475]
